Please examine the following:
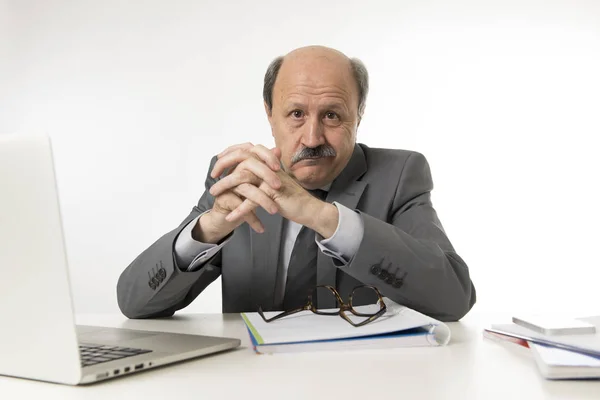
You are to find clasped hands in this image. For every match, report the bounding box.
[193,143,339,244]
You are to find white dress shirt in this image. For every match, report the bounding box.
[173,202,364,300]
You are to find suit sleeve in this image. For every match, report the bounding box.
[116,156,224,319]
[339,152,476,322]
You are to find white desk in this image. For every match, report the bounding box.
[0,311,598,399]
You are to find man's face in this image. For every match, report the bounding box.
[266,50,360,190]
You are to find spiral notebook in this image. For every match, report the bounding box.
[241,298,451,354]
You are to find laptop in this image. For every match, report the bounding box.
[0,133,241,385]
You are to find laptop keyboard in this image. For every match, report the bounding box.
[79,343,153,367]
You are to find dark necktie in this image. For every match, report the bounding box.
[282,189,328,310]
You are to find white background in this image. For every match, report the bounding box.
[2,0,599,318]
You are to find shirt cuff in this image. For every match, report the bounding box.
[316,201,364,265]
[173,211,231,272]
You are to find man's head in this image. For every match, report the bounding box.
[263,46,369,190]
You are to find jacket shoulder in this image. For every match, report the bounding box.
[358,143,427,171]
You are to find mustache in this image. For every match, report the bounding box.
[291,145,337,164]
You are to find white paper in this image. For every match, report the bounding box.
[530,342,600,367]
[242,298,450,345]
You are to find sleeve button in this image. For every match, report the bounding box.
[392,279,404,288]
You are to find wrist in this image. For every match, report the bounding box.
[193,211,234,244]
[302,199,339,239]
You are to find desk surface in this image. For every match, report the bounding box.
[0,311,598,399]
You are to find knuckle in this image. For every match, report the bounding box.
[244,150,259,163]
[234,148,247,159]
[239,169,256,182]
[227,188,243,200]
[213,198,228,212]
[241,152,258,163]
[259,182,275,197]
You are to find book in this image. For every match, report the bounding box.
[483,328,600,380]
[483,329,530,351]
[528,342,600,380]
[487,315,600,358]
[240,298,450,354]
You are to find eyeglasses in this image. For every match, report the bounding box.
[258,284,387,327]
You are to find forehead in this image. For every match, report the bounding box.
[273,54,358,107]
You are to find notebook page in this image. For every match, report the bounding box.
[242,298,449,345]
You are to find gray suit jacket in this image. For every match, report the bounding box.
[117,144,476,322]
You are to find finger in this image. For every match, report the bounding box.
[209,169,261,197]
[251,144,281,171]
[213,155,281,189]
[211,148,255,178]
[227,197,272,224]
[231,183,278,216]
[213,145,280,178]
[224,196,259,223]
[218,142,254,158]
[216,191,264,233]
[239,158,282,189]
[271,147,282,160]
[241,210,265,233]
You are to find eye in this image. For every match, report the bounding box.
[325,111,339,120]
[291,110,304,119]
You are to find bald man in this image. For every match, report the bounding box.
[117,46,476,322]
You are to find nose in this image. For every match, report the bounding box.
[301,115,326,148]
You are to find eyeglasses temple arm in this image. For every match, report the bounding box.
[257,306,307,323]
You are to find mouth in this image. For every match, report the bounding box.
[302,155,324,160]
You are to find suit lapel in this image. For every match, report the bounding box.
[250,208,283,311]
[317,145,368,308]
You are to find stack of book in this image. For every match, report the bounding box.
[484,316,600,380]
